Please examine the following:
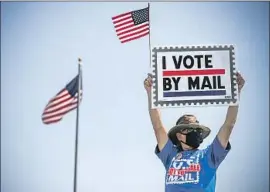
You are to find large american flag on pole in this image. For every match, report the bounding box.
[42,74,82,124]
[112,7,149,44]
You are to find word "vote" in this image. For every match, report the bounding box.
[162,55,213,70]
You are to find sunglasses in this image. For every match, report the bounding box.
[181,128,203,134]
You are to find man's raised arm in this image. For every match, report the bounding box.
[144,74,168,151]
[217,72,245,148]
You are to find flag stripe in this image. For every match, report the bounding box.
[47,91,70,106]
[113,15,132,24]
[43,104,75,120]
[42,96,82,121]
[46,94,73,110]
[117,23,149,36]
[45,96,73,113]
[43,94,82,115]
[118,25,149,40]
[44,92,83,113]
[112,11,131,20]
[45,91,68,107]
[43,118,62,124]
[115,23,135,33]
[43,105,78,124]
[42,101,79,120]
[114,19,133,29]
[121,31,149,43]
[51,90,68,100]
[46,90,82,110]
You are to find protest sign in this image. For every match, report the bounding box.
[151,45,238,108]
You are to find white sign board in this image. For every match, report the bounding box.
[151,45,238,108]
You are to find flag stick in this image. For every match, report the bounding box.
[73,58,82,192]
[148,3,151,68]
[148,3,153,109]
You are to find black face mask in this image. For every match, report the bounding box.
[181,130,203,149]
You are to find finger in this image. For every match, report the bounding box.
[238,77,244,83]
[237,71,243,78]
[144,80,147,86]
[236,73,244,83]
[236,72,243,80]
[145,81,151,87]
[146,76,152,84]
[146,78,152,84]
[145,77,151,82]
[144,78,149,83]
[148,77,153,84]
[144,80,149,86]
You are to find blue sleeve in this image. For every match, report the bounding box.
[154,139,178,169]
[205,136,231,169]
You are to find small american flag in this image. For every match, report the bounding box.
[42,74,83,124]
[112,7,149,43]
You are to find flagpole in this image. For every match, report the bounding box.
[73,58,82,192]
[148,3,153,109]
[148,2,151,68]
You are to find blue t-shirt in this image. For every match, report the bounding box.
[155,136,231,192]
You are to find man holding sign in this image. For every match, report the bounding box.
[144,72,245,192]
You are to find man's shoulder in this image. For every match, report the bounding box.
[197,141,216,154]
[191,147,211,159]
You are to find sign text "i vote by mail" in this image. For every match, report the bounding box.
[162,54,226,97]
